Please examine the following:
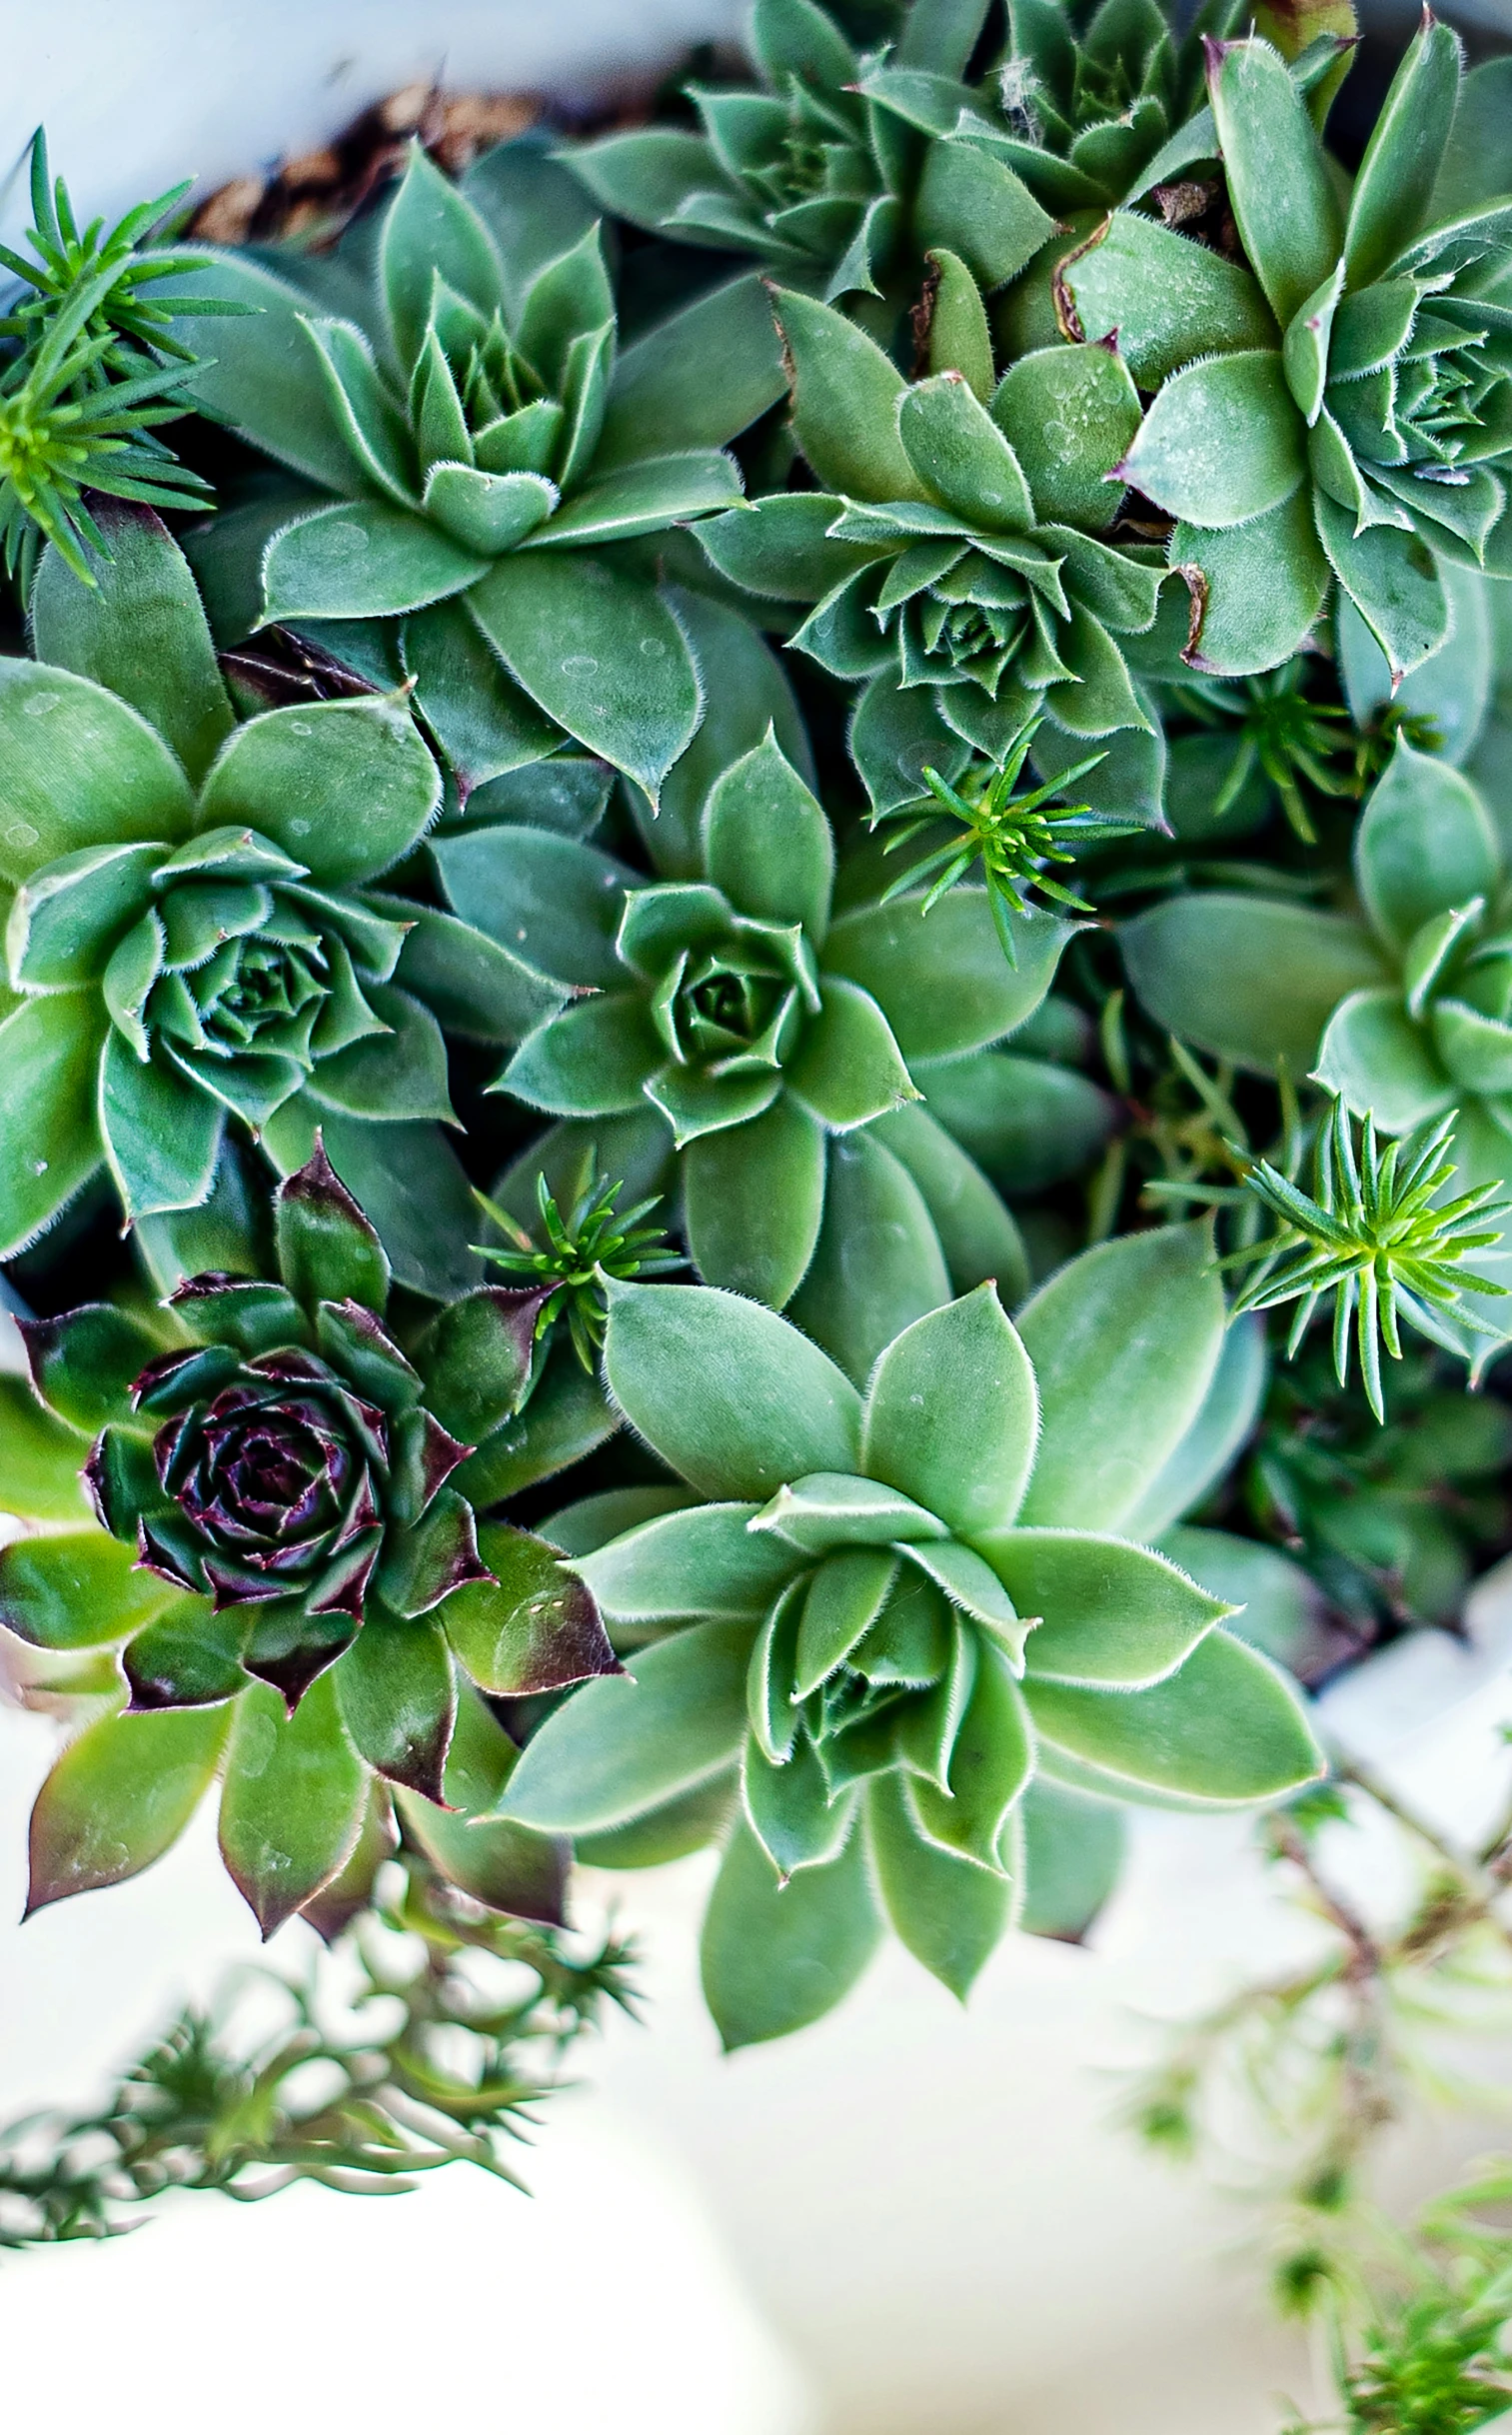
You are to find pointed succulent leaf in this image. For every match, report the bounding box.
[602,1279,861,1499]
[0,1528,174,1648]
[1120,894,1383,1074]
[697,493,885,604]
[381,143,504,371]
[98,1033,224,1224]
[197,697,441,889]
[744,1732,852,1883]
[1173,488,1330,678]
[525,452,742,549]
[440,1519,621,1690]
[909,1640,1032,1869]
[703,730,833,943]
[871,1103,1029,1304]
[1314,495,1449,689]
[0,662,193,887]
[1206,36,1343,329]
[824,892,1070,1062]
[503,995,663,1117]
[897,1539,1027,1661]
[435,824,633,991]
[925,248,995,404]
[217,1671,368,1935]
[123,1596,247,1710]
[1313,988,1458,1132]
[503,1617,755,1831]
[402,597,561,784]
[21,1300,164,1433]
[597,273,786,469]
[1059,212,1277,390]
[27,1702,230,1914]
[914,135,1056,294]
[1121,1313,1268,1544]
[468,554,702,802]
[1355,739,1499,955]
[300,1781,399,1942]
[275,1137,390,1314]
[785,978,917,1132]
[423,463,558,554]
[396,1684,566,1922]
[1118,351,1303,529]
[261,502,491,623]
[794,1546,898,1697]
[167,250,371,491]
[570,1502,794,1622]
[771,288,930,507]
[683,1094,827,1309]
[1027,1629,1323,1806]
[700,1813,880,2050]
[413,1285,543,1443]
[861,1285,1037,1538]
[751,1472,950,1552]
[0,1377,90,1522]
[1344,13,1462,291]
[984,1528,1232,1687]
[1017,1777,1124,1940]
[898,375,1036,535]
[0,995,106,1257]
[1282,261,1344,425]
[7,842,158,991]
[1016,1224,1225,1532]
[786,1129,950,1387]
[31,506,234,787]
[991,346,1142,535]
[867,1766,1012,1999]
[333,1604,456,1801]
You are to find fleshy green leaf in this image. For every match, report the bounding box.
[1173,487,1330,678]
[1119,894,1383,1074]
[0,1529,174,1649]
[1344,14,1462,291]
[795,1546,898,1695]
[787,1131,950,1387]
[1016,1224,1225,1531]
[1027,1628,1323,1806]
[27,1703,229,1913]
[503,1617,755,1830]
[442,1520,621,1690]
[1314,498,1449,690]
[395,1682,566,1922]
[909,1639,1032,1868]
[275,1136,390,1314]
[700,1813,880,2050]
[1017,1777,1123,1939]
[0,662,193,887]
[1313,988,1457,1133]
[0,1376,89,1520]
[381,142,504,370]
[1206,35,1342,328]
[123,1597,247,1710]
[823,893,1069,1062]
[198,696,441,888]
[262,502,491,623]
[1060,211,1277,389]
[898,375,1035,534]
[986,1528,1231,1686]
[218,1673,368,1936]
[862,1284,1037,1537]
[702,729,833,942]
[1119,352,1304,529]
[785,979,917,1131]
[570,1502,795,1622]
[168,251,367,491]
[602,1279,861,1499]
[1355,737,1499,954]
[992,345,1142,534]
[683,1096,827,1307]
[743,1733,853,1881]
[771,287,929,506]
[333,1604,456,1801]
[867,1766,1012,1997]
[598,273,787,469]
[20,1298,164,1433]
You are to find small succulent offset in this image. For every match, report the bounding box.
[0,507,564,1296]
[476,1165,684,1375]
[0,1147,621,1933]
[1061,18,1512,681]
[0,131,234,589]
[568,0,1058,312]
[447,726,1044,1336]
[501,1236,1322,2047]
[170,142,786,800]
[702,261,1164,798]
[1224,1099,1510,1419]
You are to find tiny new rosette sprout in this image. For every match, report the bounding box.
[1226,1099,1511,1419]
[567,0,1059,308]
[0,1146,621,1934]
[501,1231,1323,2049]
[476,1165,684,1375]
[167,141,789,800]
[0,130,234,588]
[1059,17,1512,681]
[700,259,1164,801]
[448,725,1055,1332]
[0,507,566,1295]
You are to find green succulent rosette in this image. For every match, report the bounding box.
[699,262,1166,816]
[567,0,1058,315]
[0,1145,621,1934]
[166,140,790,801]
[499,1239,1323,2047]
[1059,19,1512,682]
[445,719,1082,1368]
[0,505,564,1294]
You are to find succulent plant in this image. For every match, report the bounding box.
[701,262,1165,803]
[567,0,1058,314]
[0,130,232,589]
[499,1241,1322,2045]
[167,141,788,800]
[1059,20,1512,681]
[0,1146,621,1932]
[444,724,1056,1359]
[0,506,564,1295]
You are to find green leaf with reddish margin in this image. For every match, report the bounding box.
[862,1284,1037,1536]
[1119,352,1304,529]
[300,1780,399,1942]
[334,1603,456,1800]
[262,502,490,623]
[771,288,930,506]
[0,662,192,886]
[442,1520,621,1692]
[988,1528,1230,1685]
[395,1679,565,1921]
[468,554,703,804]
[275,1136,391,1314]
[700,1811,880,2049]
[1016,1224,1224,1532]
[867,1766,1012,1997]
[1207,36,1343,329]
[0,1376,90,1520]
[20,1300,164,1433]
[27,1703,229,1913]
[197,697,441,889]
[32,506,235,786]
[0,1530,175,1648]
[502,1617,755,1830]
[602,1278,861,1498]
[1027,1628,1323,1805]
[219,1673,368,1935]
[414,1285,543,1442]
[1119,894,1384,1074]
